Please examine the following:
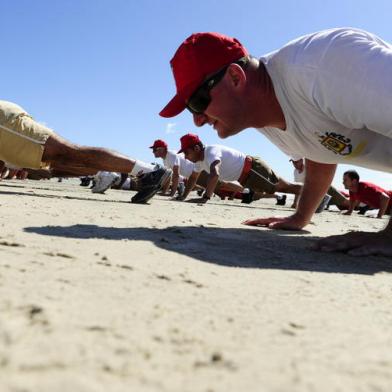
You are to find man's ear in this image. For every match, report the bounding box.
[226,63,246,87]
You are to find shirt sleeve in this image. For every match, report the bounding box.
[173,154,181,168]
[205,146,222,167]
[194,162,202,173]
[364,184,384,198]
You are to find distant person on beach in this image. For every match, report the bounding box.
[343,170,391,218]
[0,100,170,203]
[0,160,28,181]
[175,133,300,204]
[150,139,195,197]
[160,28,392,256]
[150,139,278,203]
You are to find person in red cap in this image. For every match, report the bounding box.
[150,138,265,202]
[150,139,195,197]
[160,28,392,256]
[176,133,301,204]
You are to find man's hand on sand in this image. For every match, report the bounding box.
[242,215,308,230]
[312,230,392,256]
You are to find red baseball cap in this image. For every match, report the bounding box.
[149,139,168,149]
[178,133,201,153]
[160,32,248,118]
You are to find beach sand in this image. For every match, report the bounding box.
[0,179,391,392]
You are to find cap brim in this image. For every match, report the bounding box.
[159,94,187,118]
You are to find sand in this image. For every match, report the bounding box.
[0,178,391,392]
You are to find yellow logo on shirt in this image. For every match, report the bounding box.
[317,131,353,156]
[344,141,367,159]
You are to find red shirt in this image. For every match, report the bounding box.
[349,182,392,210]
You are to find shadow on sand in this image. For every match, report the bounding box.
[0,186,132,204]
[24,224,392,275]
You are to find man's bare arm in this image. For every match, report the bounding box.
[169,165,180,197]
[343,199,359,215]
[178,171,200,200]
[243,160,336,229]
[377,193,390,218]
[204,160,221,199]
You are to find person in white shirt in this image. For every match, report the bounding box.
[160,28,392,256]
[150,139,195,197]
[176,133,301,203]
[150,138,279,203]
[290,158,305,209]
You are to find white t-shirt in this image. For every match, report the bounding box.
[257,28,392,173]
[163,150,195,178]
[293,168,305,184]
[194,145,246,181]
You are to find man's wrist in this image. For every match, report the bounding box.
[291,211,311,226]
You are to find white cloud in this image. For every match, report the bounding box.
[165,123,176,134]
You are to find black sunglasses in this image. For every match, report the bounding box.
[186,67,228,114]
[186,57,248,115]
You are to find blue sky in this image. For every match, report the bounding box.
[1,0,392,188]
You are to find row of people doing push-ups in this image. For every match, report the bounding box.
[82,135,391,220]
[1,27,392,255]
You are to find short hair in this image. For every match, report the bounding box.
[344,170,360,181]
[237,55,251,69]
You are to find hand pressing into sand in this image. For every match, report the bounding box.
[244,162,332,230]
[242,214,308,230]
[312,230,392,256]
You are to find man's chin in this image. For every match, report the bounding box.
[217,132,228,139]
[216,127,237,139]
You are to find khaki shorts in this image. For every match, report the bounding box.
[242,156,280,194]
[327,185,349,208]
[0,101,53,169]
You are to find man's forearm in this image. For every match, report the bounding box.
[161,178,171,194]
[295,160,337,224]
[182,174,199,199]
[204,173,220,198]
[378,196,389,218]
[345,200,357,214]
[170,173,180,196]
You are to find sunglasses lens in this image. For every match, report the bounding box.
[186,67,230,114]
[187,91,211,114]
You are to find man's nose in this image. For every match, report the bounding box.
[193,112,208,127]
